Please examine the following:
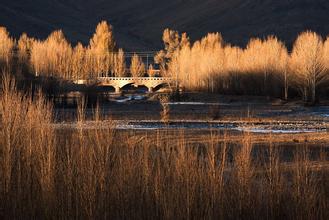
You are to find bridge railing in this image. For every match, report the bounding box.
[97,77,173,81]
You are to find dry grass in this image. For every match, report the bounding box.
[0,78,329,219]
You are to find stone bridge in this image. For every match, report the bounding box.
[97,77,174,93]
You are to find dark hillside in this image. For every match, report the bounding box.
[1,0,329,50]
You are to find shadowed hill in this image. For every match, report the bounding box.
[1,0,329,50]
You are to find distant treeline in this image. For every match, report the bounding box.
[157,29,329,103]
[0,21,149,81]
[1,21,329,103]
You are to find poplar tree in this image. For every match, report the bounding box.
[88,21,116,77]
[155,29,190,76]
[130,54,145,77]
[0,27,15,69]
[321,37,329,89]
[290,31,326,103]
[72,43,87,80]
[113,49,126,77]
[30,30,73,79]
[18,33,35,72]
[46,30,73,79]
[30,40,47,77]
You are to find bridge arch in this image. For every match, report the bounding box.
[96,77,173,93]
[151,82,171,92]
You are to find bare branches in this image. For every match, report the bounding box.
[163,30,329,102]
[29,21,117,80]
[290,31,326,103]
[0,23,328,102]
[0,27,15,70]
[130,54,145,77]
[113,49,126,77]
[88,21,116,77]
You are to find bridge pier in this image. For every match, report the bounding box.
[115,86,121,93]
[148,87,154,93]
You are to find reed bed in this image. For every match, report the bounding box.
[0,78,329,219]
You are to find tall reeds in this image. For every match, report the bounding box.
[0,78,329,219]
[0,74,55,218]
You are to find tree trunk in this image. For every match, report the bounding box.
[284,70,288,100]
[311,81,316,104]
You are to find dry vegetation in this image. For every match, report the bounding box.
[157,29,329,103]
[130,53,146,77]
[0,76,329,219]
[0,22,329,103]
[1,19,329,219]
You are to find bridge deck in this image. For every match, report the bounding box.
[97,77,172,81]
[72,77,174,92]
[95,77,174,93]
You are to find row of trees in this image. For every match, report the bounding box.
[0,27,15,69]
[0,22,151,80]
[156,29,329,103]
[1,22,329,102]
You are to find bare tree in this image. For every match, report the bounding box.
[165,32,293,97]
[30,40,47,77]
[223,46,243,93]
[290,31,326,103]
[30,30,73,79]
[167,33,224,91]
[321,36,329,89]
[8,23,329,101]
[47,30,73,79]
[88,21,115,77]
[155,29,190,76]
[18,33,35,71]
[113,49,126,77]
[130,54,145,77]
[154,50,166,75]
[0,27,15,70]
[72,43,87,80]
[262,36,289,99]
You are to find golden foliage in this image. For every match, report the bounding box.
[72,43,87,80]
[165,30,329,100]
[28,21,117,80]
[0,27,15,69]
[17,33,35,67]
[130,53,145,77]
[88,21,115,77]
[290,31,327,103]
[30,30,73,78]
[113,48,126,77]
[155,29,190,76]
[0,23,329,101]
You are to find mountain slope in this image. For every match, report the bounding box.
[1,0,329,50]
